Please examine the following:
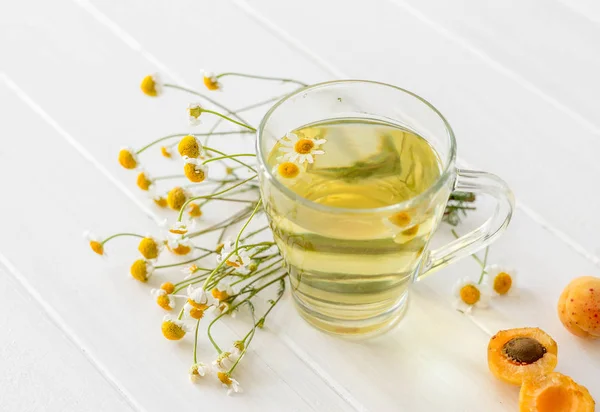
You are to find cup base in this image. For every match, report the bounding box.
[291,291,409,339]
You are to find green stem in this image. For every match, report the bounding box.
[202,153,256,166]
[235,200,263,251]
[135,131,250,154]
[216,72,307,87]
[155,252,212,270]
[204,146,257,172]
[177,176,257,221]
[177,306,185,320]
[241,225,270,242]
[163,84,247,124]
[207,313,226,354]
[451,229,486,267]
[477,247,490,285]
[193,318,201,363]
[200,108,256,132]
[100,233,144,245]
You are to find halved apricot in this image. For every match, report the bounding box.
[488,327,558,385]
[519,372,595,412]
[558,276,600,339]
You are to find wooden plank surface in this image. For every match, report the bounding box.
[1,0,599,410]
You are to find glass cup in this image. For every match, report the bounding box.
[256,80,514,338]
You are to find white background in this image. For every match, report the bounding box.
[1,0,599,411]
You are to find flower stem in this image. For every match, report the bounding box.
[200,108,256,132]
[155,251,212,270]
[202,153,256,166]
[203,146,257,172]
[101,233,144,245]
[235,200,262,251]
[193,318,201,364]
[477,247,490,285]
[177,176,257,221]
[216,72,307,87]
[163,83,248,124]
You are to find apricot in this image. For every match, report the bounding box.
[519,372,595,412]
[488,327,558,385]
[558,276,600,339]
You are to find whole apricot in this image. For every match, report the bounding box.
[557,276,600,339]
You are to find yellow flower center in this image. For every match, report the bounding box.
[161,320,186,340]
[156,295,172,311]
[187,298,209,311]
[277,162,300,179]
[204,76,220,91]
[161,282,175,294]
[178,135,200,158]
[140,75,158,97]
[212,289,230,302]
[294,138,315,154]
[217,372,232,385]
[167,187,187,210]
[189,203,202,218]
[225,167,234,175]
[184,163,206,183]
[215,243,225,253]
[89,241,104,255]
[388,211,411,227]
[136,172,152,191]
[118,149,137,169]
[169,226,188,235]
[189,307,205,320]
[401,225,420,237]
[233,340,245,352]
[169,244,191,255]
[130,259,149,282]
[154,197,168,208]
[188,106,202,119]
[493,272,513,295]
[460,284,481,305]
[160,146,171,158]
[225,259,241,268]
[138,237,159,259]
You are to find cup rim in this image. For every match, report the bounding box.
[256,79,457,215]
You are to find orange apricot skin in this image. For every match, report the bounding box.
[488,328,558,386]
[558,276,600,339]
[519,372,595,412]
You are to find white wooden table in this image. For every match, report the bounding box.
[1,0,599,410]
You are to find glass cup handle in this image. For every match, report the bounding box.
[418,169,515,279]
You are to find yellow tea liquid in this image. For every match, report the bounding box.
[263,119,445,335]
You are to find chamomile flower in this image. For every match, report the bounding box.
[130,259,154,282]
[136,171,153,191]
[217,240,252,274]
[231,340,245,357]
[169,220,191,235]
[167,237,193,256]
[182,264,200,280]
[160,282,175,294]
[182,157,208,183]
[188,203,203,218]
[453,277,491,313]
[211,280,234,302]
[161,315,189,340]
[384,211,412,229]
[160,146,172,158]
[187,285,210,309]
[118,147,138,170]
[166,187,189,210]
[202,71,221,91]
[138,236,162,260]
[216,301,234,317]
[151,288,175,311]
[150,191,168,208]
[213,351,235,371]
[217,372,242,395]
[189,363,210,383]
[178,135,202,158]
[485,265,517,296]
[187,103,203,126]
[140,74,162,97]
[84,231,104,256]
[278,132,326,164]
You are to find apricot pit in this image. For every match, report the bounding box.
[488,327,557,385]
